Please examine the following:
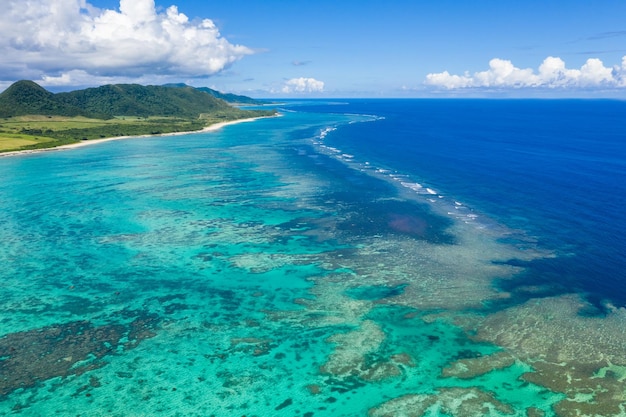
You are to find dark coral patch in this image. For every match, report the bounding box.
[0,313,159,399]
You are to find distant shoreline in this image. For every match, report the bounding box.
[0,115,278,158]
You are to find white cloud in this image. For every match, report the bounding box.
[281,77,325,94]
[39,69,169,87]
[424,71,473,89]
[425,56,626,90]
[1,0,253,85]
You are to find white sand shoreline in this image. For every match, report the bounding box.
[0,115,278,158]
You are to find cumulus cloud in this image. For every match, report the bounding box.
[425,56,626,90]
[281,77,325,94]
[1,0,253,85]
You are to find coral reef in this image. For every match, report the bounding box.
[442,351,516,379]
[369,387,515,417]
[0,313,159,398]
[472,295,626,416]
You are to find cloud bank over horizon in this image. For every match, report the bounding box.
[1,0,252,86]
[425,56,626,90]
[280,77,325,94]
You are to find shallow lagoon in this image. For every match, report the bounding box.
[1,102,625,416]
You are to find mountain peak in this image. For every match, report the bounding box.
[0,80,75,117]
[2,80,52,98]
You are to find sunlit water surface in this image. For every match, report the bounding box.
[1,100,625,416]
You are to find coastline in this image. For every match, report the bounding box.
[0,115,277,158]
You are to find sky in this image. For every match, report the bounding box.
[2,0,626,97]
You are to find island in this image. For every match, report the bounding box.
[0,80,276,153]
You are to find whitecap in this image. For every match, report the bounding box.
[400,182,424,192]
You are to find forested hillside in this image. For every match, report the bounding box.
[0,81,244,119]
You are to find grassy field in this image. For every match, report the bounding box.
[0,114,237,152]
[0,132,57,150]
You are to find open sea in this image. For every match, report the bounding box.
[0,99,625,416]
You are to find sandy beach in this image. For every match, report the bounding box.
[0,115,277,158]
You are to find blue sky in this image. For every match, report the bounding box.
[2,0,626,97]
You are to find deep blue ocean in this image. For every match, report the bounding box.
[294,99,626,310]
[1,99,626,416]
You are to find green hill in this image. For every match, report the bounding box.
[0,81,246,119]
[163,83,265,105]
[0,80,91,118]
[195,87,264,105]
[56,84,234,118]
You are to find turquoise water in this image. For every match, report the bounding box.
[0,103,624,416]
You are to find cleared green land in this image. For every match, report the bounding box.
[0,111,272,152]
[0,133,56,150]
